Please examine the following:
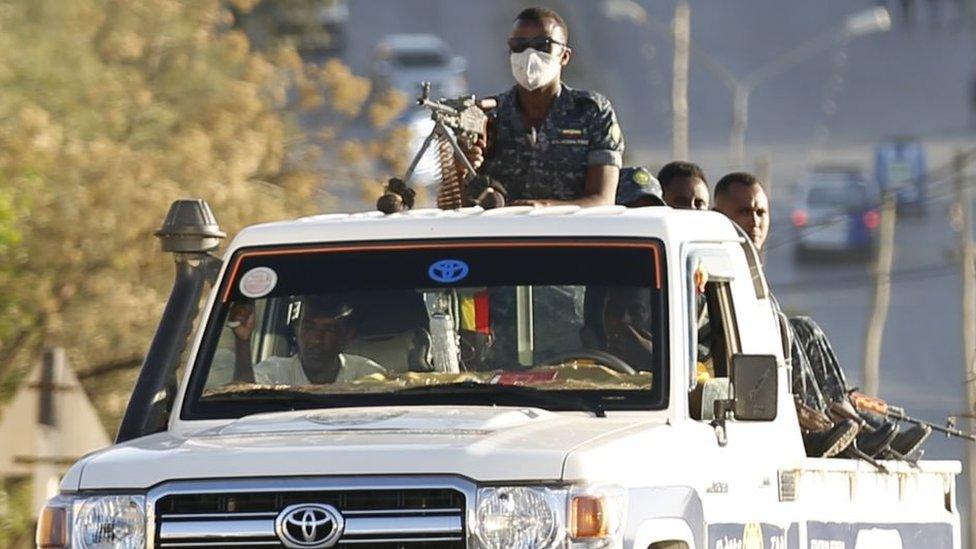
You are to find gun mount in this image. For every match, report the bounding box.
[401,82,497,209]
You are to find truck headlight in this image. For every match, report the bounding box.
[473,485,626,549]
[37,494,146,549]
[475,486,564,549]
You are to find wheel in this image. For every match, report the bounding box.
[536,350,637,375]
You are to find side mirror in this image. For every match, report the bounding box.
[732,354,778,421]
[697,378,730,421]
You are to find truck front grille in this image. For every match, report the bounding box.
[148,477,470,549]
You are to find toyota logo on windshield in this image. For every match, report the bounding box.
[274,503,344,549]
[428,259,469,283]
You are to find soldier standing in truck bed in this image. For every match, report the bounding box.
[461,6,624,207]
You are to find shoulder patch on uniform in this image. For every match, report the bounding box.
[633,167,651,185]
[609,122,622,145]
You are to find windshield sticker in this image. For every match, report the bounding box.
[428,259,469,284]
[239,267,278,298]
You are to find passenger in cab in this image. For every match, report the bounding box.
[580,168,664,355]
[602,287,654,371]
[658,161,710,210]
[460,7,624,207]
[224,295,385,385]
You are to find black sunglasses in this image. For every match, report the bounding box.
[507,36,570,54]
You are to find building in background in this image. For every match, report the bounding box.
[0,348,110,527]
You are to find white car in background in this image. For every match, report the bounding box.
[372,34,469,100]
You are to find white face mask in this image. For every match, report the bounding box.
[510,48,562,91]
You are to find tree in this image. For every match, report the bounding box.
[0,0,407,409]
[0,1,412,543]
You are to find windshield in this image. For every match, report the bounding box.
[183,240,667,419]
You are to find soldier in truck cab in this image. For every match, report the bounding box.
[577,171,662,353]
[602,287,654,370]
[460,7,624,207]
[220,295,385,386]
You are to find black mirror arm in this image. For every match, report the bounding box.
[711,399,734,447]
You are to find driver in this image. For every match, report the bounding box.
[601,287,653,371]
[226,294,385,385]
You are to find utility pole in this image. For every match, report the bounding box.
[953,149,976,549]
[730,85,750,169]
[672,0,690,160]
[756,152,772,200]
[863,191,896,396]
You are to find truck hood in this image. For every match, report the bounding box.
[75,406,658,489]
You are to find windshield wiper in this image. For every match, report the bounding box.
[395,381,607,418]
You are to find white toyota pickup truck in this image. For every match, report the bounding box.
[37,201,961,549]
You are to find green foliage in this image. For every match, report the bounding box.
[0,0,409,540]
[0,479,32,548]
[0,186,22,361]
[0,0,305,380]
[0,0,406,407]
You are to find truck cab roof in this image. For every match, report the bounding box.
[227,205,743,252]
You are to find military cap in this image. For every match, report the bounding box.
[616,166,665,207]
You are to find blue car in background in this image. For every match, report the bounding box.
[791,166,879,261]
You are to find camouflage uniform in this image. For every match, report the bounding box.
[475,83,624,202]
[789,316,852,406]
[771,296,828,411]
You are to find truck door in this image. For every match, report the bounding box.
[686,247,800,549]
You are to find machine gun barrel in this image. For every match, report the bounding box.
[887,406,976,441]
[417,96,461,117]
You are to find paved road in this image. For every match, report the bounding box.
[328,0,976,522]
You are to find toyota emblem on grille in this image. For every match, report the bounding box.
[274,503,345,548]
